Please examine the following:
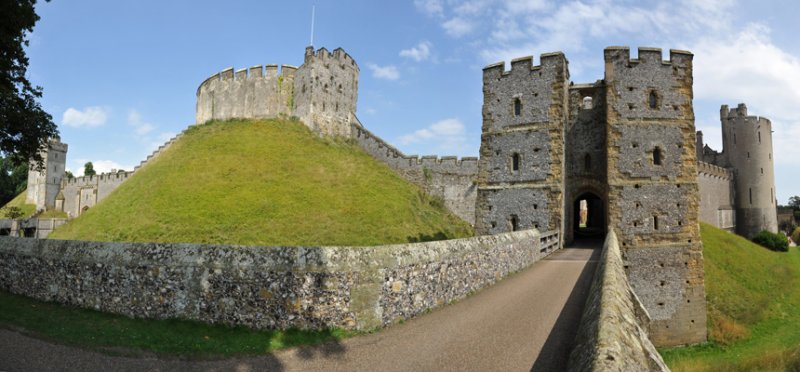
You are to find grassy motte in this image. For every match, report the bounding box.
[0,290,354,356]
[660,223,800,370]
[49,118,472,246]
[1,191,36,218]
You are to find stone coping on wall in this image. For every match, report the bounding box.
[567,228,669,371]
[0,229,560,331]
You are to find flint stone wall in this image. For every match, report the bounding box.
[0,229,559,330]
[568,228,668,372]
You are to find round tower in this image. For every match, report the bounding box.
[720,103,777,238]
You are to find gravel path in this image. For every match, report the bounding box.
[0,241,600,372]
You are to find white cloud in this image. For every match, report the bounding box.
[400,41,433,62]
[414,0,443,17]
[399,118,467,152]
[442,17,474,37]
[73,159,133,177]
[367,63,400,81]
[127,110,155,136]
[62,106,109,128]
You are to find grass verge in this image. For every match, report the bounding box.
[660,223,800,371]
[0,290,357,357]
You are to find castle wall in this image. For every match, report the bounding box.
[720,104,778,238]
[475,53,569,237]
[195,64,296,124]
[604,47,706,346]
[351,122,477,224]
[293,47,359,138]
[0,229,559,331]
[697,161,735,230]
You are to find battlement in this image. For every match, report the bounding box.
[303,46,358,69]
[604,46,693,67]
[720,103,771,125]
[65,170,134,186]
[196,64,298,96]
[482,52,566,80]
[46,139,69,153]
[697,161,732,180]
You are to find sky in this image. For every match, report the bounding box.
[25,0,800,203]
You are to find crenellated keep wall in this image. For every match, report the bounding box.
[351,120,478,224]
[0,229,559,331]
[697,161,735,230]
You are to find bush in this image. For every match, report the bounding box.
[792,227,800,245]
[752,230,789,252]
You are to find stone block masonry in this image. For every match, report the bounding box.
[0,229,559,331]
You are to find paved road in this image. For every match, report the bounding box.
[0,240,600,372]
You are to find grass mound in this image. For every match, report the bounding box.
[49,118,472,246]
[661,223,800,371]
[1,191,36,218]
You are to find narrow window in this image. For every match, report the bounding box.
[747,152,750,158]
[649,91,658,109]
[512,153,520,171]
[749,188,752,205]
[653,215,659,230]
[653,146,662,165]
[510,215,519,231]
[584,153,591,171]
[734,133,737,144]
[758,131,761,144]
[761,168,763,174]
[771,188,774,204]
[514,98,522,116]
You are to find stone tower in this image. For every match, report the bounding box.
[26,138,68,211]
[720,103,778,238]
[474,53,569,239]
[603,47,705,346]
[293,46,360,138]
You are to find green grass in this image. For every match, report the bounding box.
[38,209,67,219]
[1,191,36,218]
[0,290,355,356]
[49,118,472,246]
[660,223,800,371]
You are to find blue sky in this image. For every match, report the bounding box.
[26,0,800,203]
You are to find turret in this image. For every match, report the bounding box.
[26,138,68,211]
[720,103,777,238]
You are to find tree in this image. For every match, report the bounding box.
[0,0,58,168]
[83,162,96,177]
[2,206,24,220]
[0,155,28,205]
[789,196,800,210]
[64,170,74,179]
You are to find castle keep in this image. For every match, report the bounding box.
[22,45,779,348]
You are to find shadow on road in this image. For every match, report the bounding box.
[530,238,602,371]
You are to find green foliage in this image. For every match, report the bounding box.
[0,156,28,206]
[792,227,800,245]
[64,170,74,180]
[0,0,58,166]
[789,195,800,210]
[50,118,473,246]
[2,206,24,219]
[661,223,800,370]
[0,290,356,356]
[83,161,96,177]
[752,230,789,252]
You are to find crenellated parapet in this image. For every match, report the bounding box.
[697,161,732,180]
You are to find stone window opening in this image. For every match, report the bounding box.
[302,84,307,93]
[749,188,753,205]
[514,98,522,117]
[511,153,520,172]
[649,90,658,109]
[758,131,761,144]
[338,84,343,93]
[582,96,593,110]
[584,153,591,171]
[653,146,663,165]
[509,215,519,232]
[653,215,659,230]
